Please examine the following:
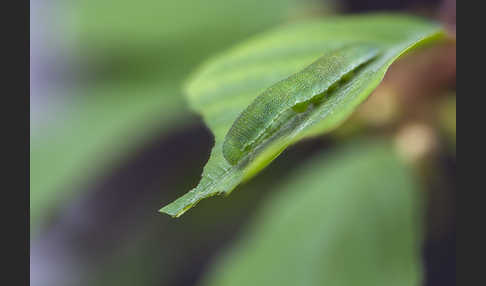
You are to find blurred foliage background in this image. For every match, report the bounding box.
[30,0,455,285]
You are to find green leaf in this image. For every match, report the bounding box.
[69,0,305,79]
[30,80,188,232]
[161,13,445,217]
[200,140,424,286]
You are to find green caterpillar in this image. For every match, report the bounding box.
[222,44,381,165]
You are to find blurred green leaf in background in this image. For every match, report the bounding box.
[202,139,424,286]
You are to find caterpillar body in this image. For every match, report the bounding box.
[222,44,381,165]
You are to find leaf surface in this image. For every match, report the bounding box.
[161,14,445,216]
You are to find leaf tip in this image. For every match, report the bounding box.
[158,205,178,218]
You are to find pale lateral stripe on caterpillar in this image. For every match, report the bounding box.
[222,44,381,165]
